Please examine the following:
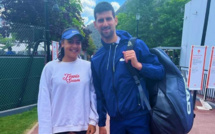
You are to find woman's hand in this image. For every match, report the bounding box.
[86,124,96,134]
[99,127,107,134]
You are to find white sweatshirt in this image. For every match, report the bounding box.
[38,59,98,134]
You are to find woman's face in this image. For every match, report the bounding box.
[61,35,82,61]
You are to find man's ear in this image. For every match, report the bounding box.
[115,17,118,26]
[94,21,97,28]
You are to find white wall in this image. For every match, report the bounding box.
[180,1,191,67]
[204,0,215,70]
[180,0,208,67]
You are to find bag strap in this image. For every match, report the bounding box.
[126,37,140,79]
[126,37,152,113]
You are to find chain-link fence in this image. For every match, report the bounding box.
[0,21,46,55]
[0,21,46,111]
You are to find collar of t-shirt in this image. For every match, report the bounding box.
[115,36,121,44]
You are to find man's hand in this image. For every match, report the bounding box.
[99,127,107,134]
[86,124,96,134]
[123,50,142,70]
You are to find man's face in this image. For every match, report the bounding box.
[94,11,118,41]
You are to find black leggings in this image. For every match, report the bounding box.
[55,131,86,134]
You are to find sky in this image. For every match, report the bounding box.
[80,0,126,26]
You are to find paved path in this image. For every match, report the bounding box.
[27,100,215,134]
[188,101,215,134]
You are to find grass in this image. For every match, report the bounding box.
[0,107,38,134]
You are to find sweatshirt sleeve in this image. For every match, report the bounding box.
[37,64,52,134]
[134,39,165,80]
[88,72,99,126]
[91,62,107,127]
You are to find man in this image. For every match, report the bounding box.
[6,47,15,55]
[91,2,165,134]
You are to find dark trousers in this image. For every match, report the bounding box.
[110,114,150,134]
[55,131,86,134]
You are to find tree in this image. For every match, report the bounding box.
[116,0,189,48]
[86,37,96,56]
[0,0,90,53]
[117,0,163,47]
[117,13,135,36]
[0,35,15,50]
[156,0,189,47]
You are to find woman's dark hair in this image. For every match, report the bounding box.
[58,41,65,61]
[94,2,115,20]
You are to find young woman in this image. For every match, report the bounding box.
[38,28,98,134]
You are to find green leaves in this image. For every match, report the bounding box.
[0,0,85,49]
[116,0,189,48]
[86,37,96,56]
[0,35,15,50]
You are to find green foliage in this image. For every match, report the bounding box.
[0,107,37,134]
[0,34,15,50]
[156,0,189,47]
[117,13,135,35]
[48,0,84,39]
[116,0,189,48]
[0,0,91,51]
[82,28,92,52]
[86,37,96,56]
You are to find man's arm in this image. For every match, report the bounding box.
[91,62,107,127]
[123,39,165,80]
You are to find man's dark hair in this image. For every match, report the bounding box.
[8,46,12,51]
[94,2,115,20]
